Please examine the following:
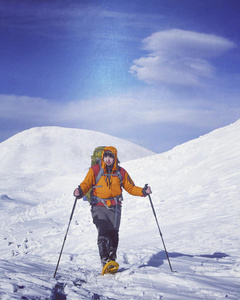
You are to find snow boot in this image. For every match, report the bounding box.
[98,237,110,266]
[109,247,117,261]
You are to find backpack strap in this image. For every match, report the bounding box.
[95,168,104,185]
[92,163,125,187]
[116,167,125,188]
[95,163,105,185]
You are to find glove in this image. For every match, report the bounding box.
[73,185,83,199]
[142,184,152,196]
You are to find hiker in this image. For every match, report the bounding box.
[73,146,152,266]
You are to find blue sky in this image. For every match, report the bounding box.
[0,0,240,152]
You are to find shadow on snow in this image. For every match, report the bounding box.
[138,251,229,269]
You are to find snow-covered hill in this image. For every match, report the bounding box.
[0,126,154,204]
[0,122,240,299]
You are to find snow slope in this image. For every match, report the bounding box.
[0,126,154,204]
[0,122,240,299]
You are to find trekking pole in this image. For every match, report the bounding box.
[54,196,78,278]
[145,184,176,273]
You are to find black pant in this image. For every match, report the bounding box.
[92,211,119,248]
[91,205,121,261]
[91,205,121,246]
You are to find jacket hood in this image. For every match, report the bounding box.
[101,146,118,172]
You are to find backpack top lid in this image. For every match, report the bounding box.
[91,146,106,166]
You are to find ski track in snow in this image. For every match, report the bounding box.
[0,124,240,299]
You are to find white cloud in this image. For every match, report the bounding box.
[143,29,235,57]
[1,92,239,151]
[0,91,239,154]
[130,29,236,86]
[1,92,238,130]
[0,95,54,120]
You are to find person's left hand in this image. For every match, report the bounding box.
[145,186,152,194]
[142,184,152,196]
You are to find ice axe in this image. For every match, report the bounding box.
[145,184,176,273]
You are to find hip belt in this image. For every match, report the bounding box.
[91,195,123,209]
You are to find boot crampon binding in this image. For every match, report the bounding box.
[101,260,119,275]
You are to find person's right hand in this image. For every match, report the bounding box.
[73,186,83,198]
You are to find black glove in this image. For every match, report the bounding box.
[73,185,83,199]
[142,184,149,196]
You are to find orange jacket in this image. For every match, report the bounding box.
[80,146,143,205]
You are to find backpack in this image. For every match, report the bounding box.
[83,146,124,203]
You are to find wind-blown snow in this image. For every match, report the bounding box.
[0,123,240,299]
